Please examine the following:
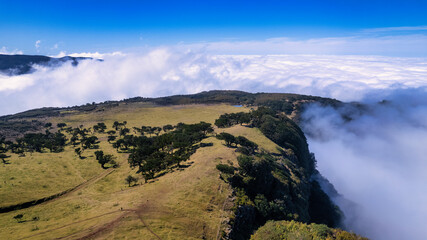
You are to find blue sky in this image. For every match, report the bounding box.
[0,0,426,55]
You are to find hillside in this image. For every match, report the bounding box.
[0,92,365,239]
[0,54,92,75]
[0,90,341,139]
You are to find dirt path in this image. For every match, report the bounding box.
[18,207,162,240]
[134,208,162,240]
[13,137,234,240]
[18,210,122,240]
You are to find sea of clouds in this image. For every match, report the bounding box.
[302,88,427,240]
[1,48,427,240]
[1,49,426,115]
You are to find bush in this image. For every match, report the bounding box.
[216,163,235,174]
[125,175,138,187]
[237,155,254,175]
[200,142,213,147]
[251,220,367,240]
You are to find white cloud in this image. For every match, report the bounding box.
[0,49,427,116]
[51,51,124,59]
[0,46,23,55]
[35,40,41,51]
[302,90,427,240]
[363,25,427,33]
[179,34,427,57]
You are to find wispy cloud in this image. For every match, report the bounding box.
[35,40,41,52]
[52,51,124,59]
[0,46,23,55]
[363,25,427,33]
[179,34,427,57]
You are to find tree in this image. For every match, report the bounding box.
[57,123,67,129]
[162,124,174,132]
[119,128,130,137]
[236,136,258,154]
[94,150,116,169]
[216,132,236,147]
[112,121,120,130]
[93,122,107,133]
[74,147,83,159]
[107,135,117,143]
[238,113,251,125]
[70,134,79,146]
[81,136,98,149]
[237,155,254,175]
[125,175,138,187]
[153,127,162,136]
[216,164,235,174]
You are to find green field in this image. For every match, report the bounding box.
[0,103,258,239]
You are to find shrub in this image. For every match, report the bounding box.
[216,163,235,174]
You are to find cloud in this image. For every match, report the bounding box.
[0,49,427,116]
[51,51,124,59]
[363,25,427,33]
[301,88,427,240]
[180,34,427,57]
[35,40,41,52]
[0,46,23,55]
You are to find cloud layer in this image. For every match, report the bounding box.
[302,89,427,240]
[1,49,427,116]
[181,34,427,57]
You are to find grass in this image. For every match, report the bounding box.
[0,146,103,207]
[0,103,250,239]
[50,102,249,129]
[220,124,282,154]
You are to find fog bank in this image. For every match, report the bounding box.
[302,88,427,240]
[1,49,427,116]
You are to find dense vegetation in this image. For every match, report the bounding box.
[214,108,342,239]
[251,220,367,240]
[125,122,214,182]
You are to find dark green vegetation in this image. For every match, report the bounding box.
[0,120,45,139]
[126,122,213,182]
[251,220,367,240]
[214,108,343,239]
[0,54,90,75]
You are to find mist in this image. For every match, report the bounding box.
[302,88,427,240]
[1,48,427,116]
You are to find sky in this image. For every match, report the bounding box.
[1,0,427,56]
[1,2,427,239]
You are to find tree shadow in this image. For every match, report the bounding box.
[176,161,194,170]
